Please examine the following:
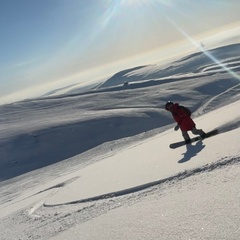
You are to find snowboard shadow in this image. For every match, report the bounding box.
[178,141,205,163]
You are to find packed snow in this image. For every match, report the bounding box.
[0,43,240,240]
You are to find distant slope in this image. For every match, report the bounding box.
[98,43,240,89]
[42,80,104,98]
[40,43,240,99]
[98,66,148,88]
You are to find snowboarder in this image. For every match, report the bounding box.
[165,101,206,144]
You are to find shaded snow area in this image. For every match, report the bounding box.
[0,43,240,240]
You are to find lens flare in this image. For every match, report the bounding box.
[161,13,240,81]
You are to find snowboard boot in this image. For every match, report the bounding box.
[200,132,206,139]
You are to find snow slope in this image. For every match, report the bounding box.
[0,43,240,240]
[43,100,240,206]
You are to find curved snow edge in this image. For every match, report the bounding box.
[43,156,239,207]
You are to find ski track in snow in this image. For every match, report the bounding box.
[43,156,240,207]
[1,156,239,240]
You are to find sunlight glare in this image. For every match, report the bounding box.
[120,0,175,8]
[120,0,149,7]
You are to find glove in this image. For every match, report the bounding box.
[174,125,180,131]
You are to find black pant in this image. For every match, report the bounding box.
[181,127,205,141]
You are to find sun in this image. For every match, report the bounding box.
[119,0,175,8]
[120,0,149,7]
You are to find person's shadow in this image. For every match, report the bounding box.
[178,141,205,163]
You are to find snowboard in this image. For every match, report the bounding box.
[169,129,218,149]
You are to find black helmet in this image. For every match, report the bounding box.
[165,101,173,110]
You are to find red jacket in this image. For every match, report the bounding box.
[171,103,195,131]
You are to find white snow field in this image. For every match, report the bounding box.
[0,43,240,240]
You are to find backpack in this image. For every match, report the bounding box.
[179,105,192,117]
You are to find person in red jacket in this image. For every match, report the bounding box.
[165,101,206,144]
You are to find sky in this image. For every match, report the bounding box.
[0,0,240,103]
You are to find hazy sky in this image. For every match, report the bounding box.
[0,0,240,102]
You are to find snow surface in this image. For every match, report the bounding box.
[0,43,240,240]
